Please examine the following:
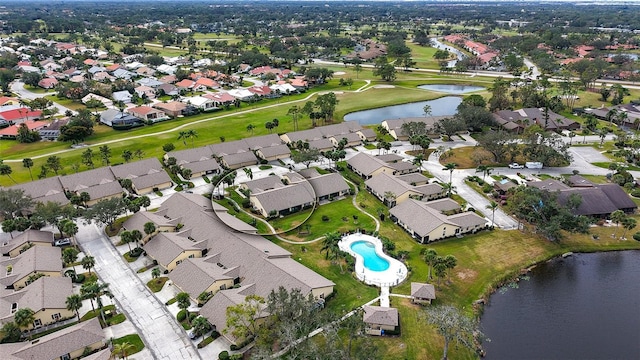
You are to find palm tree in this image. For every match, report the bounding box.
[433,257,448,288]
[568,131,576,145]
[605,108,618,125]
[246,123,255,135]
[486,201,499,227]
[443,254,457,282]
[610,210,625,238]
[186,129,198,147]
[119,230,134,252]
[442,182,457,198]
[320,231,342,262]
[176,292,192,325]
[442,162,457,184]
[112,342,135,360]
[14,308,35,340]
[621,217,637,240]
[143,221,156,241]
[66,294,83,321]
[61,219,78,246]
[151,267,161,280]
[62,247,79,272]
[177,130,189,147]
[424,249,438,280]
[383,191,397,207]
[82,255,96,276]
[0,161,16,184]
[413,154,425,171]
[475,165,493,181]
[22,158,34,181]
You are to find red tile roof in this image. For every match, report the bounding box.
[0,108,43,122]
[0,120,48,136]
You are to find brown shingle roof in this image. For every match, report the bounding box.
[168,257,234,299]
[143,232,207,267]
[307,173,350,199]
[0,246,62,287]
[0,230,53,256]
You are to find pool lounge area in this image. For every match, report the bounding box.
[339,233,408,287]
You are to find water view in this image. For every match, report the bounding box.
[481,251,640,360]
[417,84,485,94]
[344,96,462,125]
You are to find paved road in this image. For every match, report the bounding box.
[76,222,202,360]
[10,80,77,116]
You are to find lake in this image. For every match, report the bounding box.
[481,250,640,360]
[417,84,485,94]
[343,96,462,125]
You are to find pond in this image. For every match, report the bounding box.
[480,250,640,360]
[417,84,485,94]
[343,96,462,125]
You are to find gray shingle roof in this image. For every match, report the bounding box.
[59,167,117,192]
[168,146,216,164]
[447,212,487,228]
[5,318,104,360]
[281,128,324,143]
[0,277,72,323]
[365,172,417,198]
[348,152,391,177]
[389,199,456,238]
[242,175,285,193]
[251,182,315,214]
[307,173,350,199]
[256,144,291,159]
[143,232,207,267]
[396,173,430,185]
[221,152,258,167]
[363,305,398,326]
[244,134,284,149]
[168,257,234,299]
[411,282,436,300]
[0,230,53,256]
[527,179,569,191]
[423,198,461,212]
[0,246,62,287]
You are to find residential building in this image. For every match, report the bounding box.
[165,146,220,178]
[0,120,47,139]
[0,277,73,329]
[9,177,69,206]
[389,199,487,243]
[493,108,580,132]
[248,176,316,217]
[59,167,123,206]
[0,230,53,258]
[111,158,172,195]
[0,246,62,290]
[99,109,144,129]
[167,257,236,302]
[380,117,444,140]
[183,96,216,112]
[123,193,334,345]
[306,173,350,202]
[0,318,106,360]
[347,153,419,179]
[153,101,187,118]
[363,306,399,336]
[127,106,169,123]
[143,232,208,272]
[365,172,445,207]
[112,90,133,104]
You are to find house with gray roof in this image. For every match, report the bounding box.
[165,146,220,178]
[0,246,62,290]
[112,90,133,104]
[363,305,399,336]
[365,172,445,207]
[0,277,73,329]
[396,173,430,186]
[389,199,487,243]
[143,231,208,272]
[250,181,315,217]
[59,167,123,206]
[220,151,258,170]
[0,230,53,258]
[411,282,436,304]
[0,318,105,360]
[493,108,579,132]
[9,177,69,207]
[255,144,291,161]
[347,152,418,179]
[99,109,143,128]
[168,257,236,302]
[112,68,135,80]
[307,173,350,202]
[131,192,334,344]
[111,158,172,195]
[381,117,444,140]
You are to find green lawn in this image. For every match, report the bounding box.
[406,41,449,70]
[147,277,169,292]
[112,334,145,355]
[44,95,87,111]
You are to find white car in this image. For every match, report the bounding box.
[508,163,524,169]
[54,238,71,247]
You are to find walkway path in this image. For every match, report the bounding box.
[75,222,201,360]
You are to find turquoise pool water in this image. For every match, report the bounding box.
[350,240,390,272]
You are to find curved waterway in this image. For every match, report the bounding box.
[481,250,640,360]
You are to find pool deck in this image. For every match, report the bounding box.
[339,233,408,288]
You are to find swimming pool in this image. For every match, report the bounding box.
[350,241,390,271]
[339,233,408,287]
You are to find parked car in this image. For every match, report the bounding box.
[54,238,71,247]
[508,163,524,169]
[188,329,198,339]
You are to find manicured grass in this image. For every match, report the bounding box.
[147,277,168,292]
[44,95,87,111]
[436,146,502,169]
[561,173,608,184]
[112,334,145,355]
[406,41,450,70]
[592,161,640,171]
[278,197,376,241]
[123,251,140,263]
[80,305,124,326]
